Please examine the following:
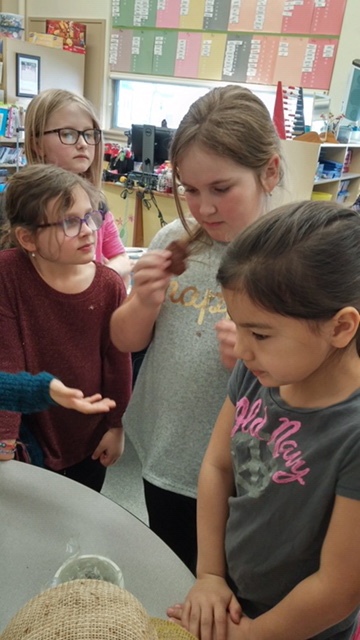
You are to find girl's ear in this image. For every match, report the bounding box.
[261,154,280,194]
[14,227,37,253]
[331,307,360,348]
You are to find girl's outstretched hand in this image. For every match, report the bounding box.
[215,318,238,370]
[167,575,241,640]
[49,379,116,414]
[131,249,172,308]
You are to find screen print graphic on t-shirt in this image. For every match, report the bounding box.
[168,279,227,325]
[231,395,310,498]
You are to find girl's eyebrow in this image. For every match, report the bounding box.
[181,178,233,187]
[239,322,272,329]
[227,311,272,330]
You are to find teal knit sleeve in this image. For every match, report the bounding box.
[0,371,57,413]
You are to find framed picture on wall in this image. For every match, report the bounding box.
[15,53,40,98]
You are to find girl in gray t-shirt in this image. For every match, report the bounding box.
[168,201,360,640]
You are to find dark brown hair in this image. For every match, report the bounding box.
[217,200,360,350]
[1,164,100,248]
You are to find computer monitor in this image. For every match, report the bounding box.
[131,124,176,173]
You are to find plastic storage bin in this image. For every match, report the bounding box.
[311,192,333,201]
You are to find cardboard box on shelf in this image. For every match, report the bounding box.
[28,32,63,49]
[46,20,86,54]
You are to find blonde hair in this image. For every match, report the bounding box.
[170,85,283,245]
[1,163,100,248]
[25,89,103,189]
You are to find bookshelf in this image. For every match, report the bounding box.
[271,141,360,211]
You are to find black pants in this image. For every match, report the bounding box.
[56,454,107,493]
[143,479,197,575]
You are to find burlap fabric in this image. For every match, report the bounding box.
[0,579,196,640]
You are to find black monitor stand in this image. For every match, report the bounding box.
[142,125,155,173]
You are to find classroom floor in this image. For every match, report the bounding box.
[101,435,149,525]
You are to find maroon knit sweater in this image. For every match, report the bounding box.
[0,249,132,470]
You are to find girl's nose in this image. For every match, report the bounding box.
[199,197,216,215]
[234,334,253,362]
[76,135,87,149]
[79,220,94,236]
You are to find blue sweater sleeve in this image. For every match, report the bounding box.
[0,371,57,414]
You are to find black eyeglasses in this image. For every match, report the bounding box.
[36,210,106,237]
[42,127,102,146]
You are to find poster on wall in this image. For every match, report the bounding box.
[112,0,347,35]
[110,29,338,91]
[15,53,40,98]
[110,0,346,91]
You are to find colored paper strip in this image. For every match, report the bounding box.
[246,35,278,85]
[156,0,181,28]
[197,32,227,80]
[152,30,178,76]
[110,28,133,72]
[203,0,232,31]
[311,0,347,36]
[174,31,202,79]
[228,0,258,32]
[131,30,155,73]
[281,0,314,35]
[179,0,206,30]
[113,0,135,27]
[273,37,308,87]
[222,34,253,83]
[301,38,338,90]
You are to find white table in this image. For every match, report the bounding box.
[0,460,194,631]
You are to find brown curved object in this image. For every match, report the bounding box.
[166,240,189,275]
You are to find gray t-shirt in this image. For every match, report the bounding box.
[124,220,230,497]
[226,362,360,639]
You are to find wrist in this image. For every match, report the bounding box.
[106,426,124,439]
[196,571,226,582]
[107,424,123,432]
[133,290,163,312]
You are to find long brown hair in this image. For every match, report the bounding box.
[25,89,103,189]
[170,85,283,246]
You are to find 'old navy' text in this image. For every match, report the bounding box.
[232,397,310,485]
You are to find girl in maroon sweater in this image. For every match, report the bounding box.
[0,164,132,491]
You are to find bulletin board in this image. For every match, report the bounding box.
[110,0,347,90]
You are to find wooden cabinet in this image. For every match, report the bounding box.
[102,183,181,248]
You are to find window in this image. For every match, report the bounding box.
[113,79,210,130]
[112,77,315,133]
